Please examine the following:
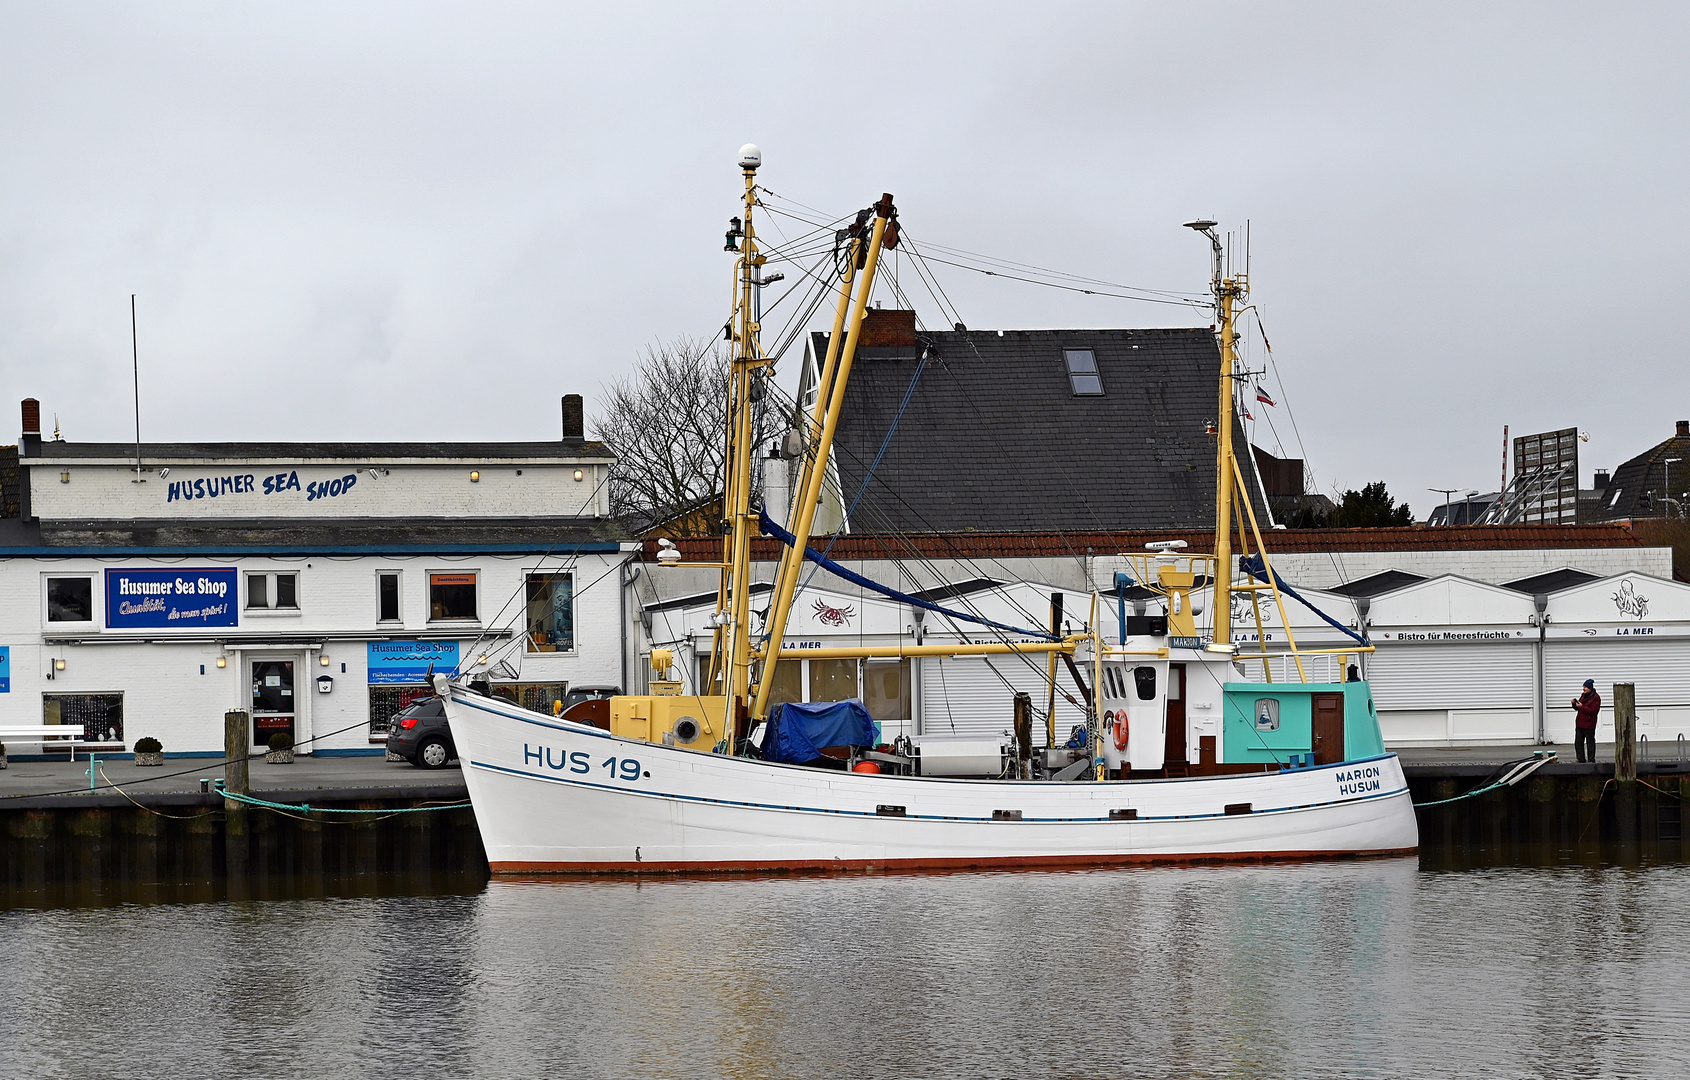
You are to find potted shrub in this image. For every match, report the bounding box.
[133,737,165,767]
[266,731,295,765]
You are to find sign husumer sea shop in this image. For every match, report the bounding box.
[105,568,239,629]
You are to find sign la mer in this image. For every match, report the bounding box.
[167,471,361,504]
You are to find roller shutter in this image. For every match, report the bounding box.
[918,655,1088,737]
[1545,639,1690,707]
[1367,643,1535,711]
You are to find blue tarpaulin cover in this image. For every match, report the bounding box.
[762,699,881,765]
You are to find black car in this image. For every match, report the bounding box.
[559,685,621,715]
[385,697,457,769]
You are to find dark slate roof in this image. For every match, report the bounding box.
[816,327,1266,534]
[1500,568,1600,594]
[25,439,614,461]
[1328,570,1427,597]
[19,517,627,552]
[908,578,1004,603]
[1596,422,1690,520]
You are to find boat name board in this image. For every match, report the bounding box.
[1170,636,1203,649]
[524,743,646,782]
[1334,765,1383,796]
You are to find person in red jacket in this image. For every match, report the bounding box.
[1572,679,1601,763]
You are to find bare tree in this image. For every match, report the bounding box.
[592,335,730,535]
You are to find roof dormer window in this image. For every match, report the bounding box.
[1064,349,1103,395]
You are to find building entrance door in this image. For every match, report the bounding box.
[251,659,296,749]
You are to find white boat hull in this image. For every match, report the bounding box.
[446,691,1419,873]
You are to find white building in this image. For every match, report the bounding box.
[4,397,635,759]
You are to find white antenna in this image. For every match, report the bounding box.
[131,294,144,484]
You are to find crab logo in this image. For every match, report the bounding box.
[812,599,855,627]
[1612,579,1649,620]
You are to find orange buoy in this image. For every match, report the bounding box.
[852,761,882,774]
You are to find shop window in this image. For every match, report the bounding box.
[864,658,910,722]
[368,685,432,742]
[377,572,401,623]
[525,573,574,651]
[695,654,724,696]
[44,692,124,745]
[47,576,94,623]
[429,573,478,621]
[760,660,803,708]
[808,658,859,703]
[247,572,299,611]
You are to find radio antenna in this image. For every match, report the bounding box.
[131,294,143,483]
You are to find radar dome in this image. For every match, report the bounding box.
[738,143,762,169]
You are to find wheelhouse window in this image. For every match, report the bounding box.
[525,573,573,651]
[47,576,94,622]
[1064,349,1104,395]
[246,572,299,611]
[377,571,401,623]
[429,572,478,621]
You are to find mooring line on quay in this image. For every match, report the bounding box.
[1413,753,1559,809]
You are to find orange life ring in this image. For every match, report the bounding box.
[1111,708,1129,751]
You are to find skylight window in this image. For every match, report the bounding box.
[1064,349,1103,395]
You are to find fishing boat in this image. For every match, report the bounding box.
[438,145,1418,872]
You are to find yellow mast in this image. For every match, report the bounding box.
[720,145,769,736]
[749,195,897,724]
[1185,220,1245,654]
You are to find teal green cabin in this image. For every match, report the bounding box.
[1221,681,1385,766]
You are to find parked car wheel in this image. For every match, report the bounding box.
[416,735,453,769]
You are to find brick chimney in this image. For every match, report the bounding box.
[561,394,584,440]
[20,398,41,458]
[1678,419,1688,437]
[860,308,919,348]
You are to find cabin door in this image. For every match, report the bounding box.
[1163,663,1187,765]
[1312,693,1345,765]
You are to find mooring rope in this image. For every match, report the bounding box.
[216,787,472,816]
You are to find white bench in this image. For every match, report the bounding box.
[0,725,91,760]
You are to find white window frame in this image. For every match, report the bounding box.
[376,569,403,625]
[427,569,481,624]
[245,571,302,617]
[44,572,99,629]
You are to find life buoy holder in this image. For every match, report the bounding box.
[1111,708,1129,751]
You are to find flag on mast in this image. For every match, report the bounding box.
[1255,384,1276,407]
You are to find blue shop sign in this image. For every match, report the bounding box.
[105,568,239,629]
[0,646,9,692]
[367,641,460,684]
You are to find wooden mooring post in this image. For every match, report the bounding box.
[1614,684,1637,783]
[223,710,250,879]
[1614,683,1638,848]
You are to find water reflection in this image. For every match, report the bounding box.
[4,860,1690,1079]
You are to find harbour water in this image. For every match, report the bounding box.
[3,857,1688,1079]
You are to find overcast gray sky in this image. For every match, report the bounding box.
[4,2,1686,518]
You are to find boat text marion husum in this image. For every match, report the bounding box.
[439,146,1418,872]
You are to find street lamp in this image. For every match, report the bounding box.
[1430,487,1460,526]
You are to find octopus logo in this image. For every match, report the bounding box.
[812,599,855,627]
[1612,579,1649,620]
